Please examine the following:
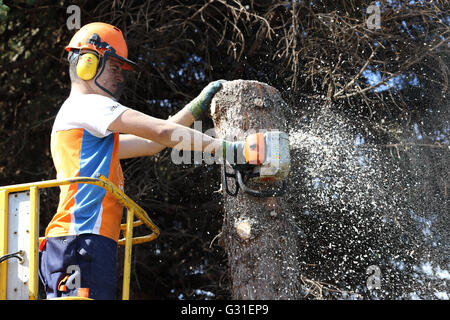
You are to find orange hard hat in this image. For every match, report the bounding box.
[66,22,136,70]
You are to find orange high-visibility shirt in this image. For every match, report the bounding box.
[45,93,128,242]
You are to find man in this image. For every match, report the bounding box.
[38,22,246,299]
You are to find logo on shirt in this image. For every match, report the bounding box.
[110,104,120,112]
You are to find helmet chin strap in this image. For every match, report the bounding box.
[93,51,125,101]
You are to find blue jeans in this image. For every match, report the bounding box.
[38,234,117,300]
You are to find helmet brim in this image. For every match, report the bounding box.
[114,55,136,71]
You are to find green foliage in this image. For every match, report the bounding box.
[0,1,8,21]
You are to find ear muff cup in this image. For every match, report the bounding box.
[76,52,99,80]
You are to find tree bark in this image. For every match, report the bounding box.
[211,80,300,299]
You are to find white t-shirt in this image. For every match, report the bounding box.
[52,93,129,137]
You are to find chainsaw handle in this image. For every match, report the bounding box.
[222,157,288,198]
[236,170,288,197]
[222,159,240,196]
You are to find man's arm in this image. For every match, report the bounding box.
[117,104,196,159]
[117,80,225,159]
[109,108,222,157]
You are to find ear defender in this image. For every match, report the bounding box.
[76,52,99,80]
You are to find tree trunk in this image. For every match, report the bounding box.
[211,80,300,299]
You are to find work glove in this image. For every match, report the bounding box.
[221,140,246,167]
[188,80,226,119]
[222,133,266,167]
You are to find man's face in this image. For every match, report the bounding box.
[87,57,126,99]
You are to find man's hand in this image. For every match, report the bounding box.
[222,140,246,166]
[188,80,226,119]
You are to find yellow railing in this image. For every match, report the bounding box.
[0,174,159,300]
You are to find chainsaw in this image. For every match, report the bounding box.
[223,131,290,197]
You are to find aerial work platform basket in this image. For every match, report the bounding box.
[0,174,160,300]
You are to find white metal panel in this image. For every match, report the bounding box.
[6,192,31,300]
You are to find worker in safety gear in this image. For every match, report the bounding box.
[38,22,248,299]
